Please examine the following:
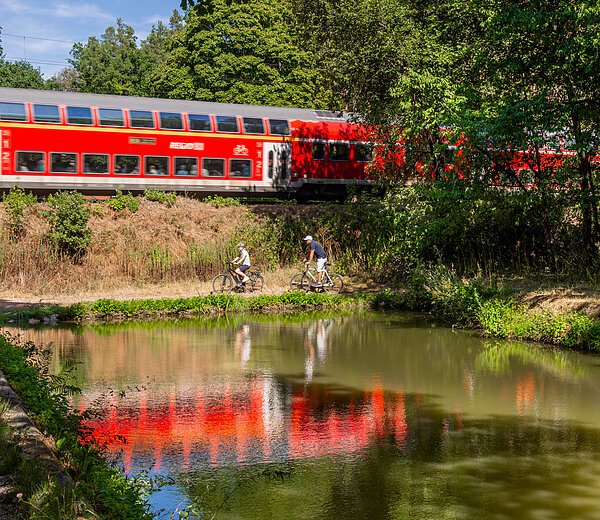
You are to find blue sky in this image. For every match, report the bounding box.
[0,0,179,78]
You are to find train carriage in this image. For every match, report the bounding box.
[0,87,375,198]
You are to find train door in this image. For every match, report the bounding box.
[263,142,291,189]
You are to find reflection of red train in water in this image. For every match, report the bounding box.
[0,87,376,199]
[83,379,410,472]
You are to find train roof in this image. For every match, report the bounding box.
[0,87,348,123]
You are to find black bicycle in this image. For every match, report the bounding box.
[212,262,264,293]
[289,264,344,293]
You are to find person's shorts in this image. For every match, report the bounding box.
[240,264,250,273]
[316,258,327,272]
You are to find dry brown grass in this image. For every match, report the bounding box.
[0,198,272,299]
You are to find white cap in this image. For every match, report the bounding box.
[303,235,313,241]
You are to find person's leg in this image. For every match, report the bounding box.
[316,259,326,284]
[240,265,250,282]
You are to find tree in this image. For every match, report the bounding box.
[69,19,146,95]
[139,13,181,97]
[160,0,325,108]
[457,0,600,251]
[46,67,79,92]
[0,59,46,89]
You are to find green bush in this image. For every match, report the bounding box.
[3,186,36,237]
[204,195,241,207]
[107,189,139,213]
[0,334,153,518]
[45,191,92,258]
[143,189,176,206]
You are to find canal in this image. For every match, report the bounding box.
[7,312,600,519]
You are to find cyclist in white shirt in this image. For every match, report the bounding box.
[232,242,251,284]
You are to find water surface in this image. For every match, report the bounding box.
[8,313,600,519]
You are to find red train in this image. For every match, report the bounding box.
[0,87,376,198]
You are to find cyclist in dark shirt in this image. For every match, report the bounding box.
[303,235,327,286]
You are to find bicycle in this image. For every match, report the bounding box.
[212,262,264,293]
[289,263,344,294]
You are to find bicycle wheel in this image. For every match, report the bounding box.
[325,273,344,294]
[248,272,264,292]
[289,273,310,292]
[212,274,233,293]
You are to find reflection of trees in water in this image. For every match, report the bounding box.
[476,339,585,379]
[178,395,600,520]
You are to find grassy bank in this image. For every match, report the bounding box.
[2,283,600,351]
[0,334,153,519]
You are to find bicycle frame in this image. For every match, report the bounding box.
[302,266,334,286]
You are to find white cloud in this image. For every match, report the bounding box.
[53,2,114,20]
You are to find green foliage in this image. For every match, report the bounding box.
[143,189,177,206]
[204,195,241,208]
[3,186,36,237]
[45,191,92,258]
[159,0,327,107]
[0,334,153,518]
[0,59,46,89]
[148,245,172,279]
[107,189,139,213]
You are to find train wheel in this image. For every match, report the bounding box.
[290,274,310,292]
[212,274,233,293]
[325,274,344,294]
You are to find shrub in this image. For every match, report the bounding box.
[3,186,36,237]
[144,189,176,206]
[204,195,240,207]
[45,191,92,258]
[107,189,139,213]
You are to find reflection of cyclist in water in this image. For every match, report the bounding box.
[304,319,333,381]
[235,324,251,366]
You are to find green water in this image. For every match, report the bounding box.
[8,312,600,519]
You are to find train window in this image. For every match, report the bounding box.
[50,153,78,173]
[175,157,198,176]
[312,142,325,160]
[159,112,183,130]
[202,158,225,177]
[98,108,124,127]
[268,119,290,136]
[330,143,350,161]
[66,106,93,125]
[0,102,27,121]
[216,116,238,133]
[188,114,212,131]
[230,159,252,178]
[243,117,265,134]
[114,155,140,175]
[145,156,169,176]
[16,152,44,172]
[130,110,155,129]
[83,154,109,174]
[33,104,60,124]
[354,143,374,162]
